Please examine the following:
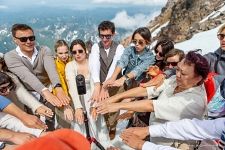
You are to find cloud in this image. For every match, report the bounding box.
[0,5,8,9]
[111,10,160,30]
[92,0,167,6]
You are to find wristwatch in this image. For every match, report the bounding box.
[124,74,130,85]
[54,83,62,88]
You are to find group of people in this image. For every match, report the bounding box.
[0,20,225,150]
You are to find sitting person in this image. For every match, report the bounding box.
[97,50,209,147]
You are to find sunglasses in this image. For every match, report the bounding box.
[71,49,84,55]
[154,49,164,57]
[14,36,36,42]
[165,61,178,67]
[99,34,113,40]
[0,84,13,93]
[217,34,225,40]
[132,39,145,46]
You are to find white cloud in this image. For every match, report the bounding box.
[111,10,160,30]
[0,5,8,9]
[92,0,167,6]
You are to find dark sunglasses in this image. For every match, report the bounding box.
[132,39,145,46]
[99,34,113,40]
[71,49,84,55]
[217,34,225,40]
[154,49,164,57]
[166,61,178,67]
[14,35,36,42]
[0,84,13,93]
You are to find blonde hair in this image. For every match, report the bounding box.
[218,24,225,34]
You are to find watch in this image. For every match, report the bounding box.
[124,74,130,84]
[54,83,62,88]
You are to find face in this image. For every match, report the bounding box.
[132,33,147,53]
[0,82,11,96]
[155,45,164,61]
[165,54,180,69]
[56,45,69,63]
[13,29,35,54]
[176,59,202,89]
[218,28,225,50]
[71,44,86,62]
[99,29,114,49]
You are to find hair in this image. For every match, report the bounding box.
[131,27,151,44]
[98,21,115,34]
[164,48,185,62]
[218,24,225,34]
[70,39,87,53]
[0,72,16,91]
[0,57,8,71]
[11,24,33,37]
[54,40,69,52]
[184,50,209,85]
[154,38,174,57]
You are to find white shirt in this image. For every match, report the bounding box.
[16,46,38,65]
[142,118,225,150]
[89,43,124,83]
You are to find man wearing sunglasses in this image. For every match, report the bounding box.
[4,24,70,130]
[89,21,124,139]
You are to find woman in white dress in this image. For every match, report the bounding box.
[65,39,110,149]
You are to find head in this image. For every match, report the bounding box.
[98,21,115,49]
[0,57,8,71]
[54,40,69,63]
[11,24,35,54]
[0,72,16,96]
[70,39,87,63]
[131,27,151,53]
[164,49,185,69]
[217,24,225,50]
[176,50,209,90]
[154,38,174,61]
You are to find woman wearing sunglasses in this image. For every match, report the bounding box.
[65,39,110,148]
[103,27,155,90]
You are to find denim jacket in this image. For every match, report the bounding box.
[116,46,155,82]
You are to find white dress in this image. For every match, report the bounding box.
[65,60,111,149]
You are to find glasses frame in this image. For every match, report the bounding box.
[14,35,36,43]
[99,34,113,40]
[217,34,225,40]
[71,49,84,55]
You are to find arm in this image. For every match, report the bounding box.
[0,96,11,111]
[150,118,225,140]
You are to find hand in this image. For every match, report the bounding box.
[116,111,134,122]
[140,73,165,88]
[10,132,36,145]
[35,105,54,118]
[20,113,47,130]
[64,105,74,121]
[91,107,98,120]
[102,77,116,89]
[90,83,101,102]
[55,87,70,106]
[120,131,145,150]
[75,108,84,124]
[96,103,120,114]
[122,127,149,140]
[42,89,63,107]
[98,88,109,102]
[107,77,125,88]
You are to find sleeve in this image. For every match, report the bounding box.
[10,73,42,113]
[131,52,155,79]
[142,142,178,150]
[146,78,168,99]
[116,47,131,69]
[0,96,11,111]
[65,62,82,109]
[89,44,101,83]
[149,118,225,140]
[106,44,125,81]
[4,52,46,94]
[42,47,61,86]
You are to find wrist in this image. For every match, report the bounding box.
[137,140,145,150]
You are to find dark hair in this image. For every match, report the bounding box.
[54,40,69,52]
[0,72,16,91]
[131,27,151,44]
[154,38,174,57]
[98,21,115,34]
[11,24,33,37]
[164,48,185,62]
[184,50,209,85]
[70,39,87,53]
[0,57,8,71]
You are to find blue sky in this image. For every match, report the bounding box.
[0,0,167,9]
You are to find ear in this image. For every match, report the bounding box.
[12,37,18,45]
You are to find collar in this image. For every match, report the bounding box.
[16,46,38,64]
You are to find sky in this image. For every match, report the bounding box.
[0,0,167,10]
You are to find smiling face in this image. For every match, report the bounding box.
[71,44,87,62]
[99,29,114,49]
[56,45,69,63]
[0,82,11,96]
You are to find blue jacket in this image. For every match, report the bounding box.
[0,96,11,111]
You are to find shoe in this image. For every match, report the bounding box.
[109,129,116,140]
